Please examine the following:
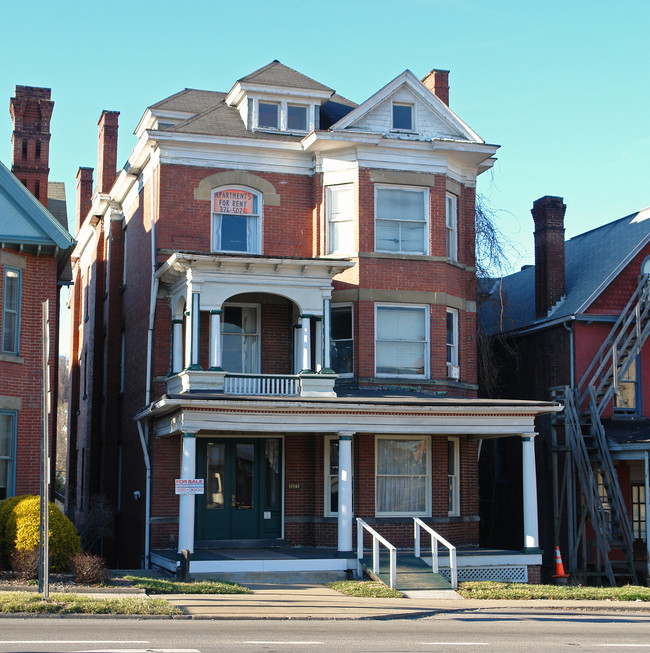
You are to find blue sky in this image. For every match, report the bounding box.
[1,0,648,275]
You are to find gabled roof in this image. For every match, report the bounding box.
[480,207,650,336]
[0,160,74,270]
[330,69,483,143]
[236,60,334,94]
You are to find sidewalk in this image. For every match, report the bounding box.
[160,582,650,619]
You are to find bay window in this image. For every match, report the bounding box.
[0,411,16,500]
[446,192,458,261]
[446,308,459,379]
[376,304,429,377]
[376,436,430,516]
[375,186,428,254]
[331,304,353,376]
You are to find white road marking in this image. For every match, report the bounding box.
[0,642,149,645]
[420,644,489,647]
[599,646,650,648]
[245,642,324,646]
[75,649,200,653]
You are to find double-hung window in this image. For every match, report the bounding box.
[326,185,354,254]
[287,105,307,131]
[376,436,431,516]
[448,437,460,516]
[446,192,458,261]
[212,188,262,254]
[0,411,16,500]
[446,308,459,379]
[375,186,429,254]
[330,304,353,376]
[258,102,280,129]
[221,304,260,373]
[376,304,429,377]
[2,267,21,355]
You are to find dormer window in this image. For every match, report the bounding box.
[392,103,414,131]
[287,105,307,131]
[258,102,280,129]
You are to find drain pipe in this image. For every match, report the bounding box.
[137,419,151,569]
[140,170,158,568]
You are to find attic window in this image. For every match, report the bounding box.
[258,102,279,129]
[287,105,307,131]
[392,103,413,131]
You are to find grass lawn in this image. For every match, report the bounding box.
[457,581,650,601]
[122,575,250,594]
[0,592,182,615]
[327,580,403,598]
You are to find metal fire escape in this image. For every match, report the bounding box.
[552,274,650,585]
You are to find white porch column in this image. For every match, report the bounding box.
[172,318,184,373]
[209,309,223,370]
[322,297,333,373]
[315,318,323,373]
[522,434,540,551]
[178,433,196,554]
[188,291,201,370]
[300,315,312,373]
[338,432,353,553]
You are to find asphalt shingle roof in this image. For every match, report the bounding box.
[480,208,650,336]
[238,60,334,93]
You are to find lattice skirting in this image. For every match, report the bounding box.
[439,565,528,583]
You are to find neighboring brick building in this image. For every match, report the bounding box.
[480,197,650,584]
[0,86,74,502]
[68,61,556,579]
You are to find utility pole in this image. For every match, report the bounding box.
[39,300,50,599]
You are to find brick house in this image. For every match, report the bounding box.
[480,196,650,584]
[0,86,74,502]
[67,61,557,579]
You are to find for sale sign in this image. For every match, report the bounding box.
[175,479,205,495]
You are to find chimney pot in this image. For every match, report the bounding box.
[421,69,450,106]
[532,195,566,319]
[97,110,120,194]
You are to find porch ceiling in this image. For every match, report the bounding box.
[137,394,560,439]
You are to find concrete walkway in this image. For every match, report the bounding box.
[161,582,650,619]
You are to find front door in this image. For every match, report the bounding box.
[195,438,282,541]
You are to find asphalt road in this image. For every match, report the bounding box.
[1,610,650,653]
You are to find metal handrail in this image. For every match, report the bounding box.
[356,518,397,589]
[413,517,458,589]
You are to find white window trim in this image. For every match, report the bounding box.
[446,308,459,379]
[2,267,21,356]
[391,101,416,132]
[254,98,313,134]
[0,410,17,499]
[375,303,430,379]
[374,184,430,255]
[446,192,458,262]
[448,436,460,517]
[326,184,355,255]
[331,302,354,378]
[211,186,263,255]
[375,435,431,518]
[221,302,262,374]
[324,434,354,517]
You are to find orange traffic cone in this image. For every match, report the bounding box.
[552,546,569,584]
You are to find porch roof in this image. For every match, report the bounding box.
[136,392,560,439]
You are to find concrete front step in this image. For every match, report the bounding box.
[362,553,456,594]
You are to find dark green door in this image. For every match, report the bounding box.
[196,438,282,541]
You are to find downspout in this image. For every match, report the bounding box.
[563,318,575,388]
[137,419,151,569]
[141,170,158,568]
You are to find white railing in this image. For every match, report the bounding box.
[413,517,458,589]
[224,373,301,396]
[356,518,397,589]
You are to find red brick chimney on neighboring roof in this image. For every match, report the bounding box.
[97,110,120,194]
[9,85,54,208]
[76,167,94,234]
[421,69,449,106]
[532,196,566,319]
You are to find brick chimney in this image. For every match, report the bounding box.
[97,110,120,194]
[421,69,449,106]
[76,167,94,234]
[9,85,54,208]
[532,196,566,319]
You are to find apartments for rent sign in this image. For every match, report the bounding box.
[213,189,255,214]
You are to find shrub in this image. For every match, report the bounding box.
[72,552,109,585]
[77,495,115,552]
[0,496,29,569]
[1,496,81,572]
[9,548,40,580]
